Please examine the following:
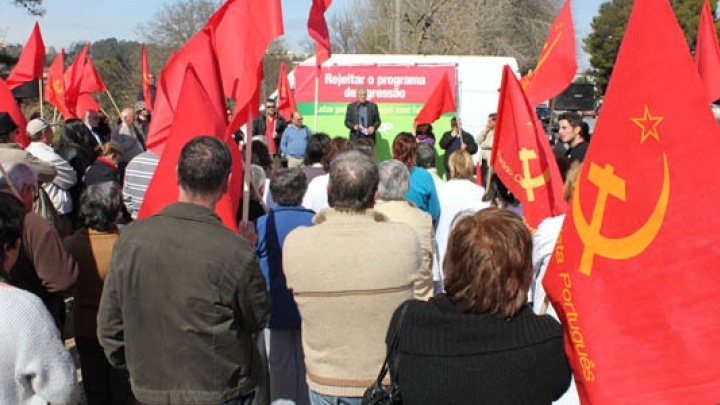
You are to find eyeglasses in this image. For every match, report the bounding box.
[265,106,275,109]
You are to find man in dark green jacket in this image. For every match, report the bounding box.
[98,136,270,405]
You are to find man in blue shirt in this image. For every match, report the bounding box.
[280,112,312,168]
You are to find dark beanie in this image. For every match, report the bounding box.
[0,112,18,139]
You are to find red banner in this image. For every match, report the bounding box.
[295,65,456,103]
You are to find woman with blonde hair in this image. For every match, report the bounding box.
[434,149,489,291]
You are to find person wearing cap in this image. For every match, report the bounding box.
[0,112,56,183]
[25,119,77,219]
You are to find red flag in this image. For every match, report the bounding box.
[695,0,720,103]
[208,0,284,136]
[64,43,90,116]
[491,65,565,229]
[308,0,332,66]
[6,22,45,89]
[139,64,240,230]
[44,50,73,119]
[475,162,483,186]
[79,58,107,94]
[520,0,576,106]
[145,28,223,155]
[0,78,29,147]
[543,0,720,402]
[141,44,153,110]
[413,73,456,125]
[276,62,296,119]
[76,94,101,118]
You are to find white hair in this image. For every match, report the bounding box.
[0,161,38,191]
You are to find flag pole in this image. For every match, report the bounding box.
[455,65,464,149]
[314,66,320,130]
[105,90,122,116]
[38,79,43,118]
[241,106,253,226]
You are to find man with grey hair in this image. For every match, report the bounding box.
[0,161,78,330]
[111,107,145,177]
[25,118,77,217]
[255,168,315,405]
[375,159,434,301]
[283,150,420,404]
[344,86,381,143]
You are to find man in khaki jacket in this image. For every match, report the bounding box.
[284,150,420,403]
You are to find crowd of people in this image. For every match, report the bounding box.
[0,82,592,404]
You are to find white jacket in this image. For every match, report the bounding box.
[26,142,77,214]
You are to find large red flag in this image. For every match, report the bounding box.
[79,58,107,94]
[208,0,284,136]
[139,64,240,230]
[695,0,720,103]
[543,0,720,402]
[6,22,45,89]
[491,65,565,229]
[308,0,332,66]
[0,78,29,147]
[520,0,576,106]
[145,28,223,155]
[413,73,456,125]
[276,62,296,120]
[141,44,153,111]
[64,43,90,116]
[44,50,73,119]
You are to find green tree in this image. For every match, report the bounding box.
[586,0,719,96]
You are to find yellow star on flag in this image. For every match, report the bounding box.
[631,106,664,143]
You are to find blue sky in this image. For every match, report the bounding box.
[0,0,604,69]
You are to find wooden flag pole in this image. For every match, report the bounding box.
[105,90,122,117]
[313,66,320,130]
[38,79,44,118]
[241,107,253,226]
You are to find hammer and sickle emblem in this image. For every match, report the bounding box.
[52,79,63,94]
[521,24,563,90]
[518,147,550,202]
[573,155,670,276]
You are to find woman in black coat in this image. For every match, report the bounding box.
[56,119,99,230]
[386,208,571,405]
[84,141,123,186]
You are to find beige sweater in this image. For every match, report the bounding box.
[283,208,420,397]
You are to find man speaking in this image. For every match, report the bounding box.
[344,86,381,143]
